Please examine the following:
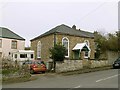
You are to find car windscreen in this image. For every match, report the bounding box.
[33,61,41,64]
[26,61,32,64]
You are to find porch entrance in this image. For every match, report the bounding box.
[73,50,80,60]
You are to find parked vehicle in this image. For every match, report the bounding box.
[113,57,120,68]
[23,60,46,74]
[11,50,34,61]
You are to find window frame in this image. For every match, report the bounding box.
[37,41,41,58]
[11,40,17,49]
[84,40,90,58]
[62,37,69,58]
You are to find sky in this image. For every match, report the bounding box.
[0,0,119,47]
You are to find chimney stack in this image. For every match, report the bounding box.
[72,25,76,30]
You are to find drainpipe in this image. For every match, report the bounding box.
[53,32,56,72]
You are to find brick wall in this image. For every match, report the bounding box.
[107,51,119,65]
[55,60,108,73]
[56,60,83,72]
[31,34,54,61]
[31,33,95,62]
[88,60,109,68]
[56,34,95,59]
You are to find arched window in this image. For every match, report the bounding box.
[84,40,90,58]
[84,40,89,47]
[37,41,41,58]
[62,37,69,57]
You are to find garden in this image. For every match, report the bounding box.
[1,57,33,84]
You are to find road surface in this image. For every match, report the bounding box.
[2,69,119,89]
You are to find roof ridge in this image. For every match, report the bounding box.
[76,29,93,34]
[31,24,94,41]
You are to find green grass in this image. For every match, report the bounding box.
[2,68,36,84]
[2,74,33,84]
[2,69,18,75]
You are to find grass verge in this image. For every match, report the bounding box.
[2,74,38,84]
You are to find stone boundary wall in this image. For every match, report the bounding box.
[56,60,83,73]
[55,60,109,73]
[89,60,108,68]
[107,51,119,65]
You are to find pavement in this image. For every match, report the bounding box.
[2,68,119,89]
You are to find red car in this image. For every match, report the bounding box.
[23,60,47,74]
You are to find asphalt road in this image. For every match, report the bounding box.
[2,69,119,88]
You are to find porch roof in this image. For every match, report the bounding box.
[72,43,90,51]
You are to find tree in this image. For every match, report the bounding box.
[107,33,118,51]
[94,31,108,59]
[49,43,66,62]
[94,30,120,59]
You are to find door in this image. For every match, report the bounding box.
[73,50,80,60]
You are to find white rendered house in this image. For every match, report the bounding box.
[0,27,25,58]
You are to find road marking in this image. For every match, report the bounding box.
[74,85,81,88]
[96,74,120,82]
[67,85,81,90]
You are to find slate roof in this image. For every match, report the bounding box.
[31,24,94,41]
[0,27,25,40]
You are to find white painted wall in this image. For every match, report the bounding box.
[0,37,25,57]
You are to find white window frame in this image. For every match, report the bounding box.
[84,40,90,58]
[37,41,41,58]
[62,37,69,58]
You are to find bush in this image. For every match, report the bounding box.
[49,44,66,62]
[2,57,31,83]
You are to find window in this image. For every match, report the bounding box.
[11,41,17,49]
[85,51,89,57]
[62,37,69,57]
[0,39,2,48]
[31,54,33,58]
[15,54,17,58]
[37,41,41,58]
[84,40,89,46]
[84,40,90,58]
[20,54,27,58]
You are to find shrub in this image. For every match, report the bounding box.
[2,57,31,82]
[49,44,66,62]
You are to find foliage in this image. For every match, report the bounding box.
[94,31,120,59]
[2,57,31,82]
[49,43,66,62]
[25,46,31,50]
[107,33,119,51]
[94,31,107,59]
[94,31,108,51]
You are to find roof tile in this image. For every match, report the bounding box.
[0,27,25,40]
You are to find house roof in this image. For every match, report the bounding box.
[0,27,25,40]
[31,24,94,41]
[72,43,90,51]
